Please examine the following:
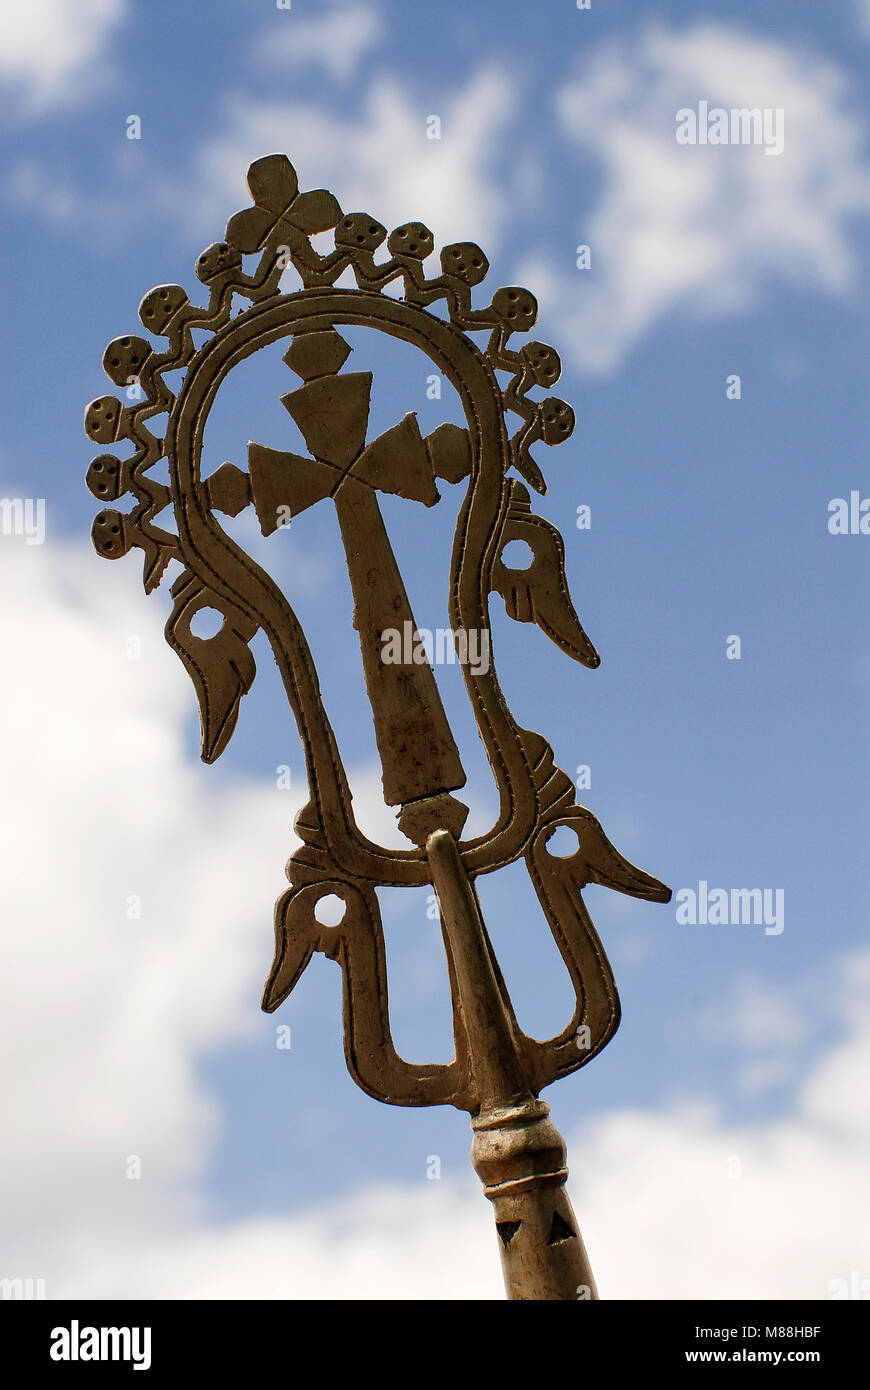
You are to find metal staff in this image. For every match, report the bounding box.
[85,154,670,1300]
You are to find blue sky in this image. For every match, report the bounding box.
[1,0,868,1298]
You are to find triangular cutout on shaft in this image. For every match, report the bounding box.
[496,1220,522,1247]
[547,1211,576,1245]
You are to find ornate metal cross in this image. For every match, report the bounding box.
[85,154,670,1300]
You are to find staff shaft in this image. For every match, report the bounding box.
[426,828,599,1300]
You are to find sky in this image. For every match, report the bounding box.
[0,0,869,1300]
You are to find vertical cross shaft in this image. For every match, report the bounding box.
[426,829,599,1300]
[333,474,466,807]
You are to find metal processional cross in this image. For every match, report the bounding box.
[85,154,671,1301]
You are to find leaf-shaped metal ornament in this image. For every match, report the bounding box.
[491,479,600,667]
[165,572,257,763]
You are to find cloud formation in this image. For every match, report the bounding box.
[4,53,515,258]
[160,65,515,252]
[0,0,127,116]
[0,539,293,1267]
[1,530,866,1299]
[249,2,384,84]
[528,23,870,372]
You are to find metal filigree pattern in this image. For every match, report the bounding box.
[85,154,670,1300]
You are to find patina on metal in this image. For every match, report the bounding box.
[85,154,671,1300]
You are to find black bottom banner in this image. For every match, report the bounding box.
[1,1297,863,1375]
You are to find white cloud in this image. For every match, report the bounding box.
[157,65,514,254]
[530,24,870,372]
[698,972,807,1094]
[708,973,806,1050]
[0,525,430,1252]
[250,3,383,84]
[0,538,867,1301]
[731,979,804,1049]
[0,0,127,116]
[51,1185,502,1300]
[4,160,89,226]
[0,538,295,1253]
[8,60,515,255]
[30,958,870,1300]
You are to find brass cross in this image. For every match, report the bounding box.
[85,154,671,1300]
[247,328,469,821]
